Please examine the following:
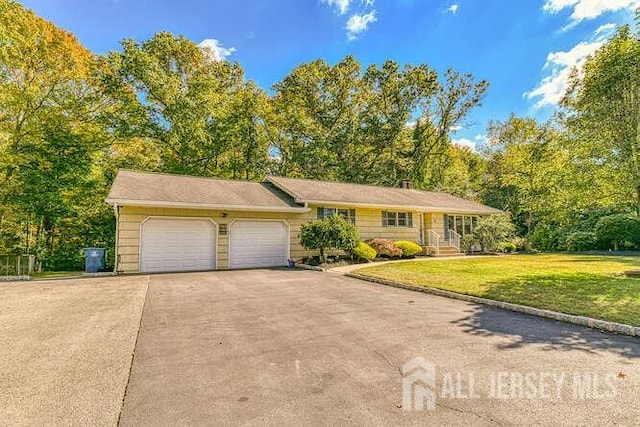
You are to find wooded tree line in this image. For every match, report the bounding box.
[0,1,638,269]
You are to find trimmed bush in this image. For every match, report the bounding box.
[564,231,598,252]
[394,240,423,257]
[496,241,516,253]
[353,241,376,261]
[300,215,359,261]
[366,238,403,258]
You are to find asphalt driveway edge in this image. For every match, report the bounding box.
[345,272,640,337]
[117,275,151,426]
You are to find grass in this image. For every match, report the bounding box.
[31,271,84,279]
[354,254,640,326]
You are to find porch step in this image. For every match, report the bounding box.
[422,245,464,257]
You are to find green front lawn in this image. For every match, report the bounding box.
[354,254,640,326]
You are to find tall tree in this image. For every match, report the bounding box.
[561,17,640,213]
[103,32,270,178]
[270,56,487,187]
[0,0,107,259]
[482,115,569,236]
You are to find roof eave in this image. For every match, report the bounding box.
[302,199,500,214]
[104,198,311,213]
[264,177,307,204]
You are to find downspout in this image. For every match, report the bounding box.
[113,203,120,274]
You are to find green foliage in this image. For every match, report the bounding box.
[270,55,487,187]
[564,231,598,252]
[353,241,376,261]
[529,223,564,252]
[482,115,568,237]
[366,238,403,258]
[394,240,423,257]
[461,234,480,253]
[562,21,640,214]
[472,214,516,252]
[299,216,358,261]
[510,236,529,252]
[496,241,516,253]
[594,214,640,250]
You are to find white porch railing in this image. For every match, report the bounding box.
[449,230,461,253]
[427,230,440,255]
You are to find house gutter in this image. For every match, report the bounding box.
[295,199,500,215]
[104,198,311,213]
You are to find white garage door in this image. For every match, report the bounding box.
[228,220,288,269]
[141,218,216,273]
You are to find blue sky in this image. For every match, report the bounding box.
[19,0,639,149]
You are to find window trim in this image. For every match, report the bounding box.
[317,207,356,224]
[382,211,413,227]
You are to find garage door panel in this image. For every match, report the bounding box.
[229,221,288,269]
[141,218,216,273]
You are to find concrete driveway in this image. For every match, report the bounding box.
[1,270,639,425]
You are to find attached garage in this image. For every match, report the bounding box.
[228,220,289,269]
[140,217,216,273]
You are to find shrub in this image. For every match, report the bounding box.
[496,241,516,253]
[353,241,376,261]
[365,238,403,258]
[564,231,598,252]
[510,237,529,252]
[300,215,359,261]
[529,223,564,252]
[472,214,516,252]
[461,235,480,253]
[394,240,423,257]
[595,214,640,250]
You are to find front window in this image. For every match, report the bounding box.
[317,207,356,224]
[382,211,413,227]
[447,215,479,237]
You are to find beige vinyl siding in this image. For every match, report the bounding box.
[116,205,432,273]
[346,207,421,242]
[424,213,446,237]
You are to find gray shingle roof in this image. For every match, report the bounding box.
[266,176,502,214]
[105,170,307,212]
[106,170,501,215]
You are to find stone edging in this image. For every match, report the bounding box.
[0,275,30,282]
[346,272,640,337]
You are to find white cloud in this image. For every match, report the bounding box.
[452,138,476,150]
[525,40,603,107]
[198,39,236,61]
[323,0,351,15]
[447,4,459,14]
[524,21,619,109]
[594,22,617,38]
[542,0,640,24]
[346,10,377,40]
